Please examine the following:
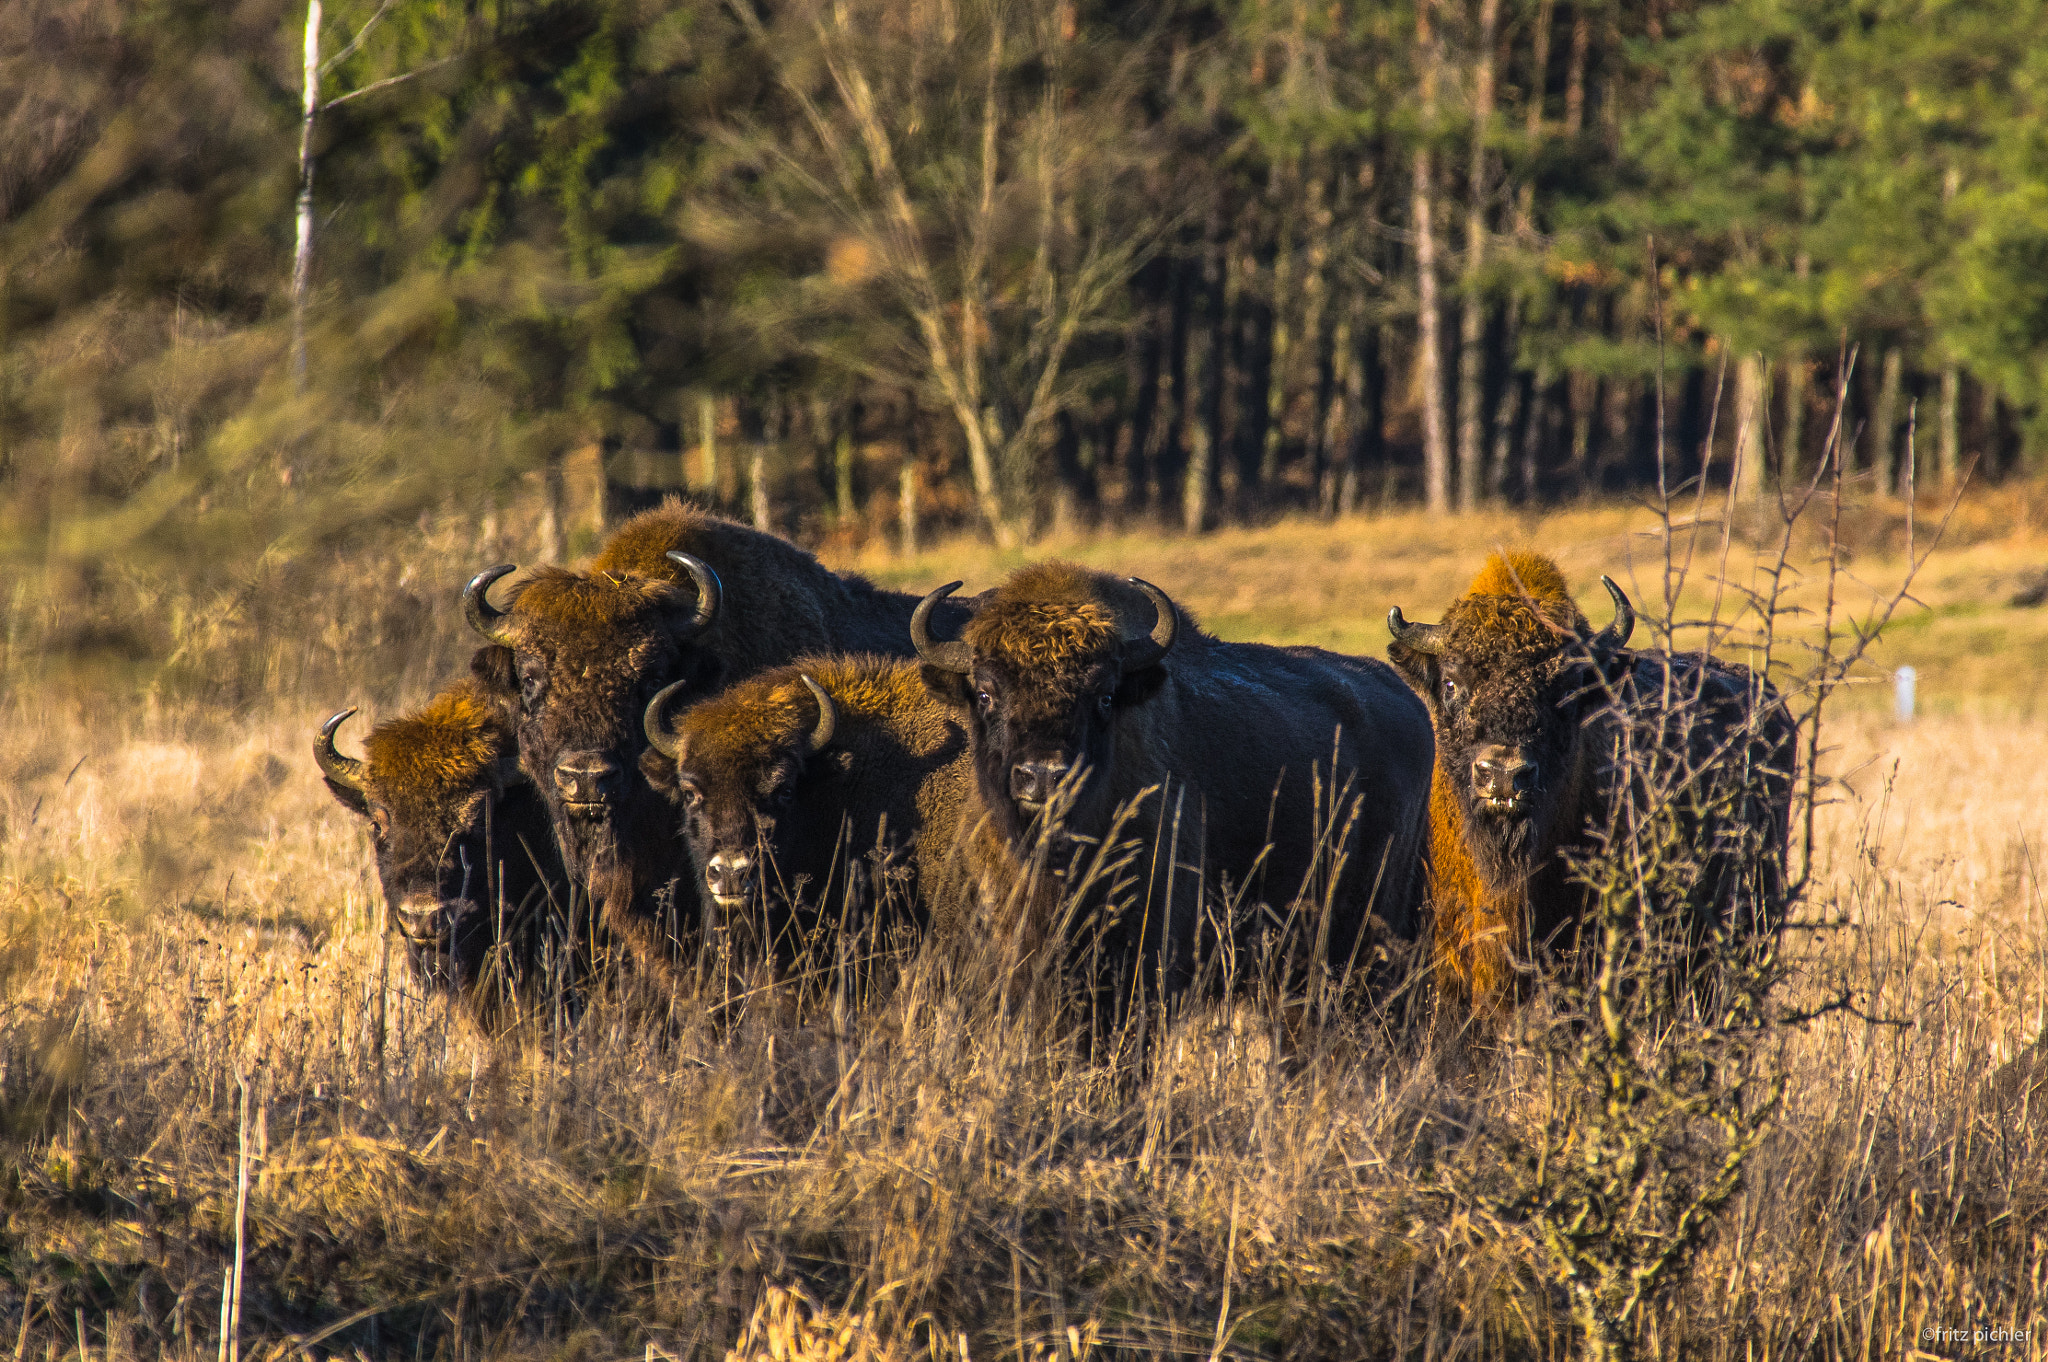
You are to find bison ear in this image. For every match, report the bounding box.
[920,662,974,709]
[1387,639,1440,697]
[321,777,374,818]
[639,746,681,803]
[1113,662,1169,708]
[469,645,519,704]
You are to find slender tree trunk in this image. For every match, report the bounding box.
[1321,304,1354,518]
[1155,254,1192,524]
[1779,249,1809,483]
[1224,220,1256,511]
[1121,261,1167,512]
[538,454,567,563]
[900,394,920,555]
[1296,167,1334,501]
[1491,365,1522,500]
[1518,0,1554,234]
[1781,355,1807,484]
[749,405,775,531]
[1234,253,1272,511]
[1262,161,1302,495]
[291,0,323,396]
[1184,207,1225,534]
[1732,350,1764,499]
[1936,366,1959,489]
[750,444,772,531]
[1414,0,1449,513]
[1937,168,1961,489]
[591,442,612,539]
[1564,4,1590,137]
[1523,362,1552,501]
[698,395,720,498]
[1978,381,2001,477]
[1457,0,1502,513]
[1338,318,1372,514]
[1568,371,1595,490]
[1872,346,1903,494]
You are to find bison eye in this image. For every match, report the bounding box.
[680,784,704,810]
[1441,677,1459,702]
[1096,692,1113,714]
[976,690,994,713]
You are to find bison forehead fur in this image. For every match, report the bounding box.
[360,679,513,824]
[507,568,694,647]
[675,654,951,767]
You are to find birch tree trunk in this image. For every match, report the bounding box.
[538,454,567,563]
[900,393,920,555]
[1937,166,1962,488]
[750,440,772,532]
[1414,0,1449,514]
[1872,345,1903,494]
[291,0,323,395]
[697,395,720,496]
[1780,250,1810,483]
[1732,350,1764,499]
[1938,366,1960,488]
[1456,0,1502,513]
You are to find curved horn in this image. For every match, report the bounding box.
[911,582,972,674]
[1387,606,1445,655]
[1594,575,1636,651]
[643,679,690,760]
[314,708,368,792]
[464,565,519,647]
[1120,578,1179,670]
[664,551,722,637]
[800,675,837,753]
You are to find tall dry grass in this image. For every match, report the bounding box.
[3,493,2046,1360]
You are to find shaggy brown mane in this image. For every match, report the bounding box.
[1442,551,1589,653]
[961,562,1170,672]
[362,680,511,808]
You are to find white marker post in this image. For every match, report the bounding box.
[1896,666,1917,723]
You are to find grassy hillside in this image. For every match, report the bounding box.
[1,494,2043,1360]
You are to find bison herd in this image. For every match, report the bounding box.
[316,501,1794,1037]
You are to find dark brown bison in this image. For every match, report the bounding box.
[1386,552,1795,1018]
[462,499,970,981]
[640,656,977,960]
[315,652,568,1026]
[910,561,1435,1001]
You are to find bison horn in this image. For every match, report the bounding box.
[464,565,519,647]
[1387,606,1444,655]
[665,551,722,637]
[314,708,368,792]
[1121,578,1178,669]
[1594,575,1635,651]
[800,675,837,753]
[643,679,690,760]
[911,582,973,674]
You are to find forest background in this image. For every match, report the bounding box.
[7,0,2048,701]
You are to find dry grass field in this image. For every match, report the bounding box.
[3,488,2046,1361]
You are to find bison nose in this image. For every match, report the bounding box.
[705,850,755,905]
[393,896,446,944]
[554,751,621,811]
[1472,747,1536,803]
[1010,760,1068,807]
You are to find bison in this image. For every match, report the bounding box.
[461,499,970,983]
[909,561,1435,1004]
[640,656,977,962]
[1385,552,1795,1019]
[314,652,569,1026]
